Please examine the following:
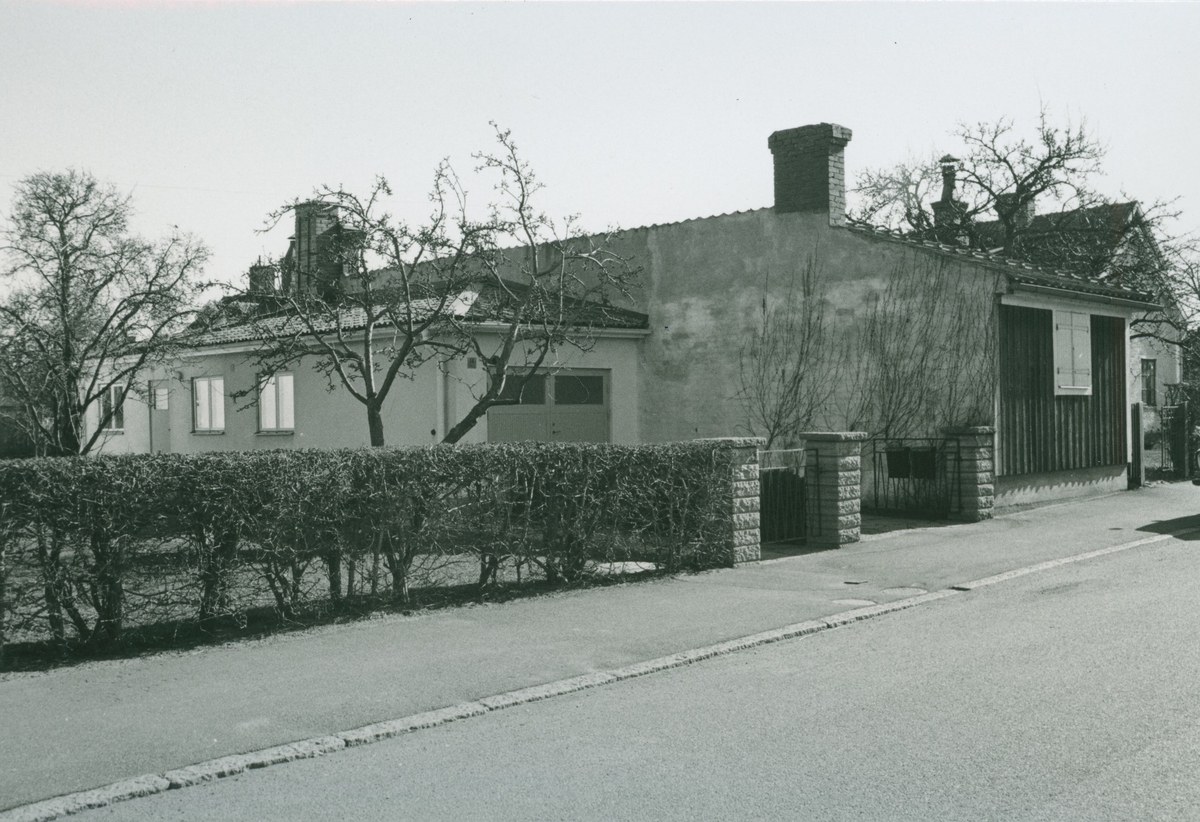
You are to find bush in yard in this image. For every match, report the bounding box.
[0,439,740,660]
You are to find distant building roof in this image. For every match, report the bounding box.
[845,215,1158,307]
[972,202,1143,253]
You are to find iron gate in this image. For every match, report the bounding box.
[758,447,815,543]
[1146,402,1190,480]
[863,437,962,517]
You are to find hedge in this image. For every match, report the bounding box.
[0,441,738,659]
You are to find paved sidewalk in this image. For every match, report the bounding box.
[4,483,1199,810]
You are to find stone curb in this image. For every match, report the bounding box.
[5,527,1194,822]
[0,776,170,822]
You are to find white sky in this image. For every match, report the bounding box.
[2,1,1198,289]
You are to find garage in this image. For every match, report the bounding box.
[487,369,610,443]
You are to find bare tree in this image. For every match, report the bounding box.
[831,254,997,439]
[0,170,209,456]
[231,125,640,447]
[737,257,837,449]
[852,106,1106,253]
[850,107,1200,350]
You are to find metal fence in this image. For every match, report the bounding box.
[1144,403,1190,481]
[862,436,962,518]
[758,447,818,544]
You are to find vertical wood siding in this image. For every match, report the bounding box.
[998,304,1126,476]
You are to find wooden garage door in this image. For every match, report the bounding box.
[487,370,610,443]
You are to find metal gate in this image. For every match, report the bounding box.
[1146,402,1189,480]
[863,437,962,517]
[758,448,814,543]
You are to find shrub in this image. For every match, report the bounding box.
[0,440,740,660]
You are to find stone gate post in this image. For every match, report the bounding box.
[797,432,868,547]
[698,437,764,565]
[944,426,995,522]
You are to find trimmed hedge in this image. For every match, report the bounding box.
[0,442,737,658]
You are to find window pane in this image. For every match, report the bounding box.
[1143,360,1157,406]
[260,375,277,430]
[496,373,545,405]
[154,387,169,411]
[195,379,210,430]
[211,378,225,430]
[278,374,294,429]
[101,388,113,429]
[113,386,124,430]
[554,375,603,405]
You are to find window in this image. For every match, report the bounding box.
[1142,359,1158,406]
[100,384,125,431]
[1053,311,1092,396]
[153,386,169,411]
[259,373,295,431]
[193,377,225,432]
[494,373,546,405]
[554,375,604,405]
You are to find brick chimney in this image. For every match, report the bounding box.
[291,201,342,298]
[767,123,853,226]
[247,260,279,294]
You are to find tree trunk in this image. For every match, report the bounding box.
[0,526,8,667]
[477,553,500,592]
[379,531,412,606]
[199,528,238,624]
[35,525,66,643]
[442,399,492,445]
[327,551,342,607]
[91,529,124,644]
[367,405,386,448]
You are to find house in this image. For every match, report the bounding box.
[87,122,1162,510]
[969,200,1183,437]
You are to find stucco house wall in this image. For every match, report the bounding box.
[602,208,1003,444]
[86,332,643,454]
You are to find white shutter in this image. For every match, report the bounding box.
[278,374,294,429]
[194,379,210,430]
[1053,311,1092,396]
[259,375,276,430]
[211,378,225,430]
[1070,315,1091,392]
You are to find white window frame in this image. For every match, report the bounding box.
[1053,310,1092,396]
[193,376,225,432]
[258,372,295,432]
[1141,359,1158,407]
[99,384,126,432]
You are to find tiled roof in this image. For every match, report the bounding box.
[182,285,648,350]
[844,216,1158,306]
[972,202,1141,252]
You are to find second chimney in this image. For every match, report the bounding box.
[768,123,853,226]
[248,261,279,295]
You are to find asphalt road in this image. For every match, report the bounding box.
[12,483,1199,811]
[68,527,1200,821]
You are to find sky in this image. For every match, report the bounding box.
[2,1,1199,290]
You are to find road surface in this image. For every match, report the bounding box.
[70,526,1200,821]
